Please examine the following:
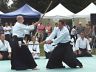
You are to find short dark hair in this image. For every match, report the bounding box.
[59,19,65,25]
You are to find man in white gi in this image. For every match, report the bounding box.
[43,20,83,69]
[12,15,37,41]
[11,16,38,70]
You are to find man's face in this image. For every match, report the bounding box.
[80,32,85,38]
[58,22,63,29]
[20,17,24,23]
[17,16,24,23]
[0,34,5,40]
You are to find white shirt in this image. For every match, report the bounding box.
[3,26,11,35]
[71,28,77,35]
[12,22,34,38]
[75,37,91,50]
[24,29,30,35]
[46,26,71,45]
[0,40,11,52]
[28,41,40,53]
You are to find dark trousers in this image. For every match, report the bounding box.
[45,51,52,59]
[0,51,9,60]
[77,48,92,57]
[10,37,37,70]
[46,42,82,69]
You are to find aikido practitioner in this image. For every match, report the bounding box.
[43,20,83,69]
[10,16,38,70]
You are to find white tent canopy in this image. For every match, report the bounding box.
[75,3,96,18]
[44,3,74,19]
[0,11,4,14]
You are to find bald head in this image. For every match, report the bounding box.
[16,16,24,23]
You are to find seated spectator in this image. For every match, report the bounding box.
[75,32,92,57]
[3,22,12,42]
[0,33,11,60]
[71,26,77,43]
[28,36,40,59]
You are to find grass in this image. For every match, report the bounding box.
[40,44,45,56]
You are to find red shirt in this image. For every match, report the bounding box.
[37,24,45,33]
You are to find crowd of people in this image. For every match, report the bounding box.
[0,15,96,70]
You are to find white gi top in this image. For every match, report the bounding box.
[28,41,40,53]
[0,40,11,52]
[75,37,91,50]
[46,26,71,45]
[71,28,77,35]
[12,22,35,38]
[3,26,11,35]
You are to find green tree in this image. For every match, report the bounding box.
[0,0,9,12]
[10,0,96,13]
[10,0,59,13]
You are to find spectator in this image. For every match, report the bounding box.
[71,26,77,43]
[45,23,52,35]
[28,36,40,59]
[75,32,92,57]
[0,33,11,60]
[36,22,45,42]
[3,22,11,42]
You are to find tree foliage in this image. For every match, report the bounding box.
[10,0,96,13]
[0,0,9,12]
[0,0,96,13]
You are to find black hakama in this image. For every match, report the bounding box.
[46,42,83,69]
[77,48,92,57]
[10,36,37,70]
